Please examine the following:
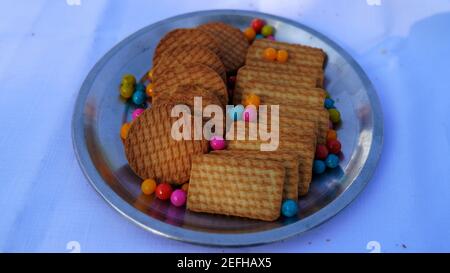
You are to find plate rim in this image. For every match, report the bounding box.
[72,9,384,247]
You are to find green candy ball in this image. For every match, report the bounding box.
[328,108,341,123]
[261,25,273,37]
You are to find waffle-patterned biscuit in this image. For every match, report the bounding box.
[212,150,300,200]
[198,22,248,72]
[234,81,326,108]
[153,28,221,66]
[237,66,317,88]
[247,39,326,69]
[152,45,226,82]
[244,64,324,87]
[153,84,223,110]
[124,104,209,184]
[187,154,285,221]
[153,64,228,106]
[227,121,315,195]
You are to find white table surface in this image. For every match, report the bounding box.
[1,0,450,252]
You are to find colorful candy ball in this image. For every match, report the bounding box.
[243,106,258,122]
[120,84,134,99]
[228,105,245,121]
[327,129,337,142]
[170,189,187,207]
[315,144,328,160]
[135,83,146,92]
[267,35,275,41]
[261,25,274,37]
[145,83,154,97]
[327,139,342,154]
[251,18,266,33]
[324,98,335,109]
[141,179,157,195]
[132,90,146,105]
[181,183,189,193]
[122,74,136,85]
[281,199,298,217]
[132,108,145,120]
[210,136,226,150]
[329,120,334,129]
[313,160,326,174]
[243,93,261,107]
[328,108,341,123]
[276,49,289,63]
[255,34,264,40]
[147,69,154,81]
[263,47,277,61]
[325,154,339,169]
[155,183,173,200]
[120,123,131,140]
[243,27,256,42]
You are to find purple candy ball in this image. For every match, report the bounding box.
[210,136,226,150]
[170,189,187,207]
[132,108,145,120]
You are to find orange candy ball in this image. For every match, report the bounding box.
[327,129,337,142]
[141,179,157,195]
[181,183,189,193]
[276,49,289,63]
[243,93,261,107]
[120,123,131,140]
[145,83,154,97]
[243,27,256,42]
[263,47,277,61]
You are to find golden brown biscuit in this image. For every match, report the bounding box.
[226,121,315,196]
[153,64,228,107]
[152,45,226,82]
[198,22,249,72]
[187,154,285,221]
[237,65,317,89]
[211,150,301,200]
[124,104,209,184]
[247,39,326,69]
[153,28,221,66]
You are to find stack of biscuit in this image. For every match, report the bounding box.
[124,24,329,222]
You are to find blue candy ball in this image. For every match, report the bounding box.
[324,98,335,109]
[255,34,264,40]
[313,160,326,174]
[135,83,146,92]
[227,105,245,121]
[325,154,339,169]
[281,199,298,217]
[132,90,146,105]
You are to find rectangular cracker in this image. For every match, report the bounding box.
[234,81,326,108]
[226,121,315,196]
[266,105,329,144]
[187,154,285,221]
[211,150,301,201]
[247,39,326,69]
[237,66,317,89]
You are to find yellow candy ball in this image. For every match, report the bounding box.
[122,74,136,85]
[120,83,134,99]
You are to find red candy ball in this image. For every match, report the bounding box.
[315,144,329,160]
[155,183,173,200]
[251,18,266,33]
[327,139,342,154]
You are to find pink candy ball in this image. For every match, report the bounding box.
[267,35,275,41]
[132,108,145,120]
[210,136,226,150]
[243,106,257,122]
[329,120,334,129]
[170,189,187,207]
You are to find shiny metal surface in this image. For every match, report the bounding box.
[72,10,383,246]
